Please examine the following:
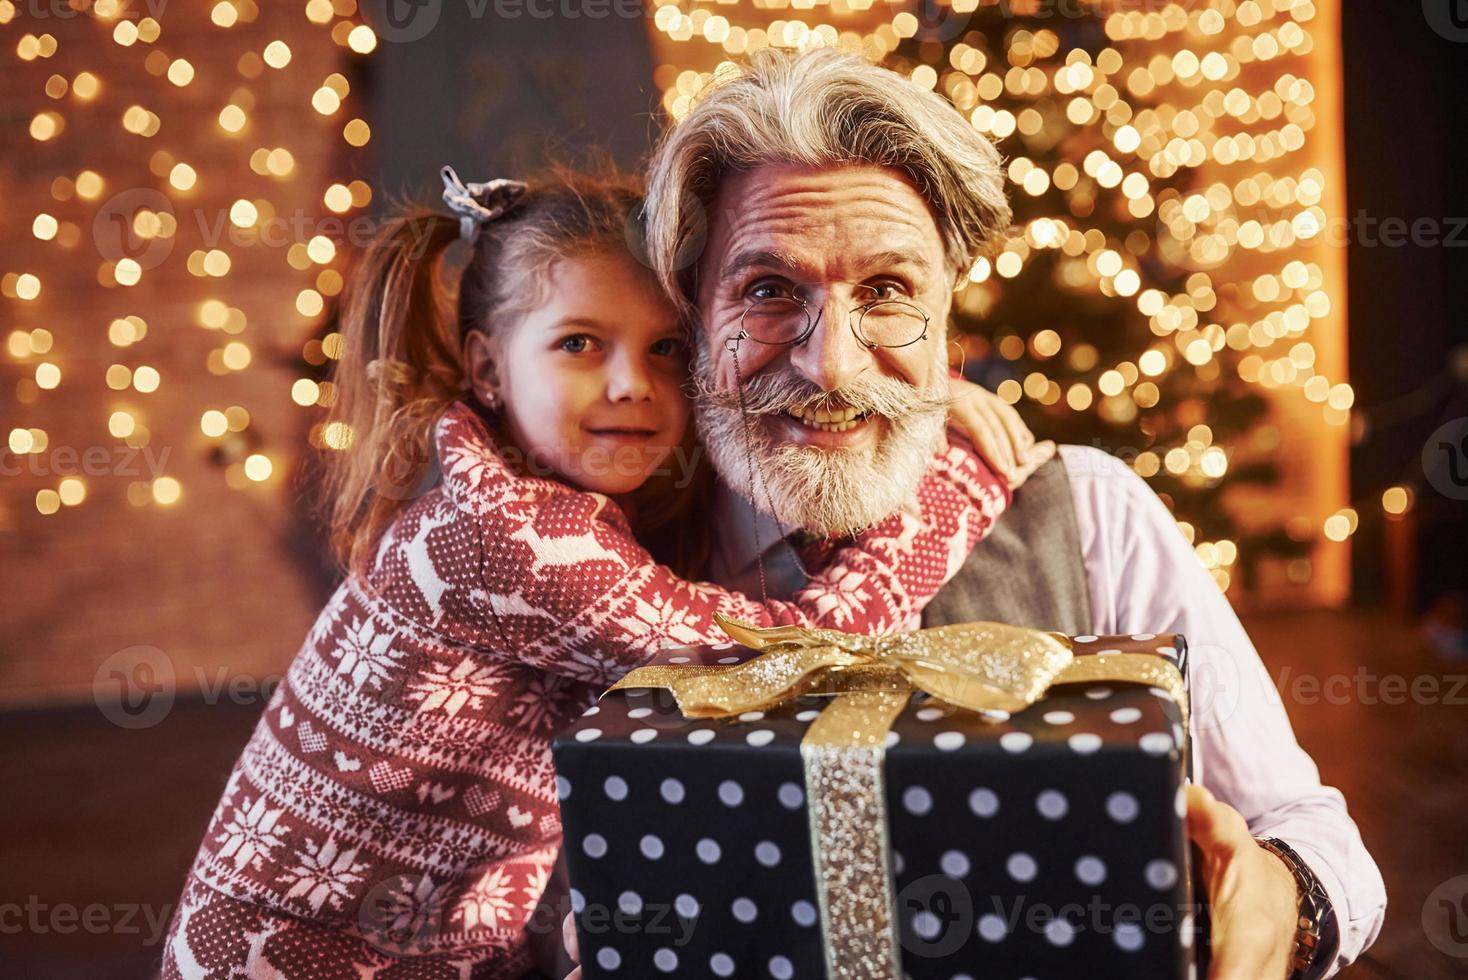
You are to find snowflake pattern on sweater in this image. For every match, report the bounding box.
[160,400,1010,978]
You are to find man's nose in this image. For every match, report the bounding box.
[605,349,654,402]
[787,298,872,392]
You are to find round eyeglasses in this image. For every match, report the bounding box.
[737,286,931,350]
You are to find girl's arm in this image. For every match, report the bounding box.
[475,436,1011,687]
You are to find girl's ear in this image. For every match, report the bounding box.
[462,330,503,410]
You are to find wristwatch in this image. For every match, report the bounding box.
[1255,837,1341,980]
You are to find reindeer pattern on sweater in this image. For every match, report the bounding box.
[160,400,1010,978]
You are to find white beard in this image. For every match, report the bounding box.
[691,355,950,537]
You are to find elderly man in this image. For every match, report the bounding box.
[566,47,1383,980]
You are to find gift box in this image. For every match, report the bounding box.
[551,618,1209,979]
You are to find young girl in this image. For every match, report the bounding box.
[161,165,1049,979]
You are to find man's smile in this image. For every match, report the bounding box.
[773,407,882,448]
[784,404,871,432]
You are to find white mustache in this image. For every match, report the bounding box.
[691,369,951,422]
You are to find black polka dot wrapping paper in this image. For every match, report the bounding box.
[551,630,1211,980]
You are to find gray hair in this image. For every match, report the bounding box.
[643,47,1013,313]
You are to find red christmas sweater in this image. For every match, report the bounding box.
[160,399,1011,978]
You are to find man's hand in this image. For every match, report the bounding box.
[947,375,1056,489]
[562,908,581,979]
[1186,784,1300,980]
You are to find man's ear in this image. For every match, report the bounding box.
[462,330,502,405]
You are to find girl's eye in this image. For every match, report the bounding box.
[650,337,687,358]
[557,334,598,354]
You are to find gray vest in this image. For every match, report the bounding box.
[921,456,1093,635]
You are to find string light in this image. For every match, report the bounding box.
[5,2,366,521]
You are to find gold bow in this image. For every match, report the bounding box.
[609,612,1188,732]
[607,615,1190,980]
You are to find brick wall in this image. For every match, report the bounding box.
[1,0,360,705]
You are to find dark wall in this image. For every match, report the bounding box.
[353,0,660,208]
[1341,4,1468,607]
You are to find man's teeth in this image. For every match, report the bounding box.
[788,406,867,432]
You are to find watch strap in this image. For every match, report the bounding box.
[1255,836,1340,980]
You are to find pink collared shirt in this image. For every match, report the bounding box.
[710,443,1387,978]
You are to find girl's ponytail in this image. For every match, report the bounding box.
[321,208,463,575]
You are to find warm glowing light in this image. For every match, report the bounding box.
[219,104,246,132]
[36,489,61,515]
[151,477,182,505]
[244,453,273,481]
[230,199,258,227]
[306,236,336,264]
[263,40,292,69]
[323,421,354,450]
[221,342,251,370]
[132,365,160,392]
[9,428,35,454]
[323,184,352,213]
[169,163,197,191]
[200,410,228,437]
[58,477,86,506]
[167,59,195,86]
[291,378,321,406]
[109,411,136,438]
[347,25,377,54]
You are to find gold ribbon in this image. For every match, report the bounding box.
[607,615,1190,979]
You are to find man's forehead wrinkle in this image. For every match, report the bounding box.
[731,194,937,237]
[721,246,816,280]
[718,212,938,281]
[721,245,931,286]
[703,165,950,303]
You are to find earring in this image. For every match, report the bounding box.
[481,388,500,412]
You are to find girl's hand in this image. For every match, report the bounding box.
[948,375,1056,490]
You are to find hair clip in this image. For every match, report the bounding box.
[440,165,528,243]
